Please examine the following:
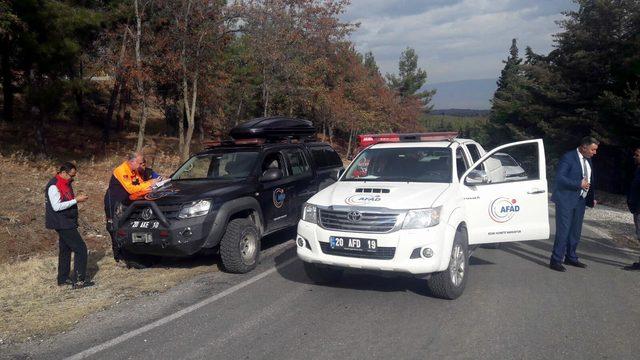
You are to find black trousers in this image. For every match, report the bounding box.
[106,219,122,261]
[56,228,88,283]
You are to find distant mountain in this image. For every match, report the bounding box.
[430,109,490,117]
[423,78,497,110]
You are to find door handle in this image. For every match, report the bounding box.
[527,189,546,194]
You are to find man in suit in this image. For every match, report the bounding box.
[550,136,599,272]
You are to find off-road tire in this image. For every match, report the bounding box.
[303,262,343,284]
[220,218,261,274]
[426,227,469,300]
[120,250,158,269]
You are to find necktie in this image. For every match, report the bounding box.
[581,157,589,198]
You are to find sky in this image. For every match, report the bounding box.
[342,0,578,84]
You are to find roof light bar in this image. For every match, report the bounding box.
[357,131,459,148]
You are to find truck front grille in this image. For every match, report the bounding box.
[318,209,399,233]
[319,242,395,260]
[128,204,182,220]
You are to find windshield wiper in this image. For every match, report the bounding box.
[380,176,416,182]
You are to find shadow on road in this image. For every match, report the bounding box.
[101,226,297,275]
[496,238,632,269]
[273,248,493,299]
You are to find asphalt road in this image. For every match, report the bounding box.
[8,216,640,360]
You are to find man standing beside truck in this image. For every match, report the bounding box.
[104,152,158,261]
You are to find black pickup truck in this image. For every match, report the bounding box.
[115,117,343,273]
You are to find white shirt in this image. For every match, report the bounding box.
[48,185,77,212]
[577,149,591,197]
[577,149,592,182]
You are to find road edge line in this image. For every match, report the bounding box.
[65,255,297,360]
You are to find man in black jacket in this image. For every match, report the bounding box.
[45,162,91,288]
[624,147,640,270]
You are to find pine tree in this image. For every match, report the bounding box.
[386,47,436,110]
[363,51,379,77]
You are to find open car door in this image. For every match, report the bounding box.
[460,139,550,245]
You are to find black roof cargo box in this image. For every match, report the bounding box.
[230,116,315,140]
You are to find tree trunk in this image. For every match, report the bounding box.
[1,37,13,122]
[198,114,204,142]
[103,79,121,144]
[104,30,128,144]
[182,74,198,162]
[329,125,334,146]
[346,127,354,158]
[116,86,128,132]
[178,98,185,156]
[74,60,85,126]
[134,0,147,152]
[236,97,243,125]
[262,67,269,117]
[136,94,148,151]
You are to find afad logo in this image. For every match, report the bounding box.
[345,194,382,205]
[489,197,520,223]
[273,188,286,208]
[144,187,179,201]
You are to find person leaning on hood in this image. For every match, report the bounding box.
[103,152,159,261]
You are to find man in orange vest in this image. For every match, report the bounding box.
[104,152,159,261]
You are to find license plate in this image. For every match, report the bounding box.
[132,232,153,244]
[329,236,377,252]
[130,220,160,229]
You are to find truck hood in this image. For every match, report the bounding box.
[139,179,250,204]
[309,181,451,210]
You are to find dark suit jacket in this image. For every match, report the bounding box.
[551,149,595,208]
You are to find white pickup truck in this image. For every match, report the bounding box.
[296,133,550,299]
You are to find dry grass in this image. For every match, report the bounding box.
[0,126,213,344]
[0,252,215,343]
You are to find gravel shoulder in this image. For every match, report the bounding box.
[581,193,640,250]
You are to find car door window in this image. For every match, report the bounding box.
[261,151,287,177]
[456,148,469,179]
[283,148,311,176]
[466,143,482,163]
[466,142,540,185]
[323,147,343,167]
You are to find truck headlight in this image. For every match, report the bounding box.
[178,200,211,219]
[402,207,441,229]
[301,203,317,224]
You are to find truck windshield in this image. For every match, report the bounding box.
[172,150,259,180]
[343,147,452,183]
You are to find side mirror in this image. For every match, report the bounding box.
[260,168,283,182]
[464,169,489,185]
[330,168,345,181]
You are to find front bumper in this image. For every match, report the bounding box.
[117,206,216,257]
[296,220,452,275]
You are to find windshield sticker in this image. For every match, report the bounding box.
[346,194,382,205]
[489,197,520,223]
[273,188,286,208]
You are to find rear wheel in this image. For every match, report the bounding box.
[303,262,343,284]
[220,218,261,274]
[426,227,469,300]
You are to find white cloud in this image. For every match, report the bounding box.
[344,0,576,83]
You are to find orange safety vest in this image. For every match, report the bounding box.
[113,161,155,195]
